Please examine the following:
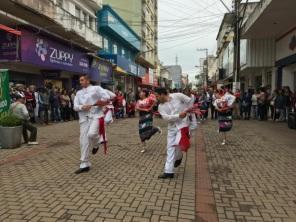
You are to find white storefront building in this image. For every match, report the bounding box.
[276,29,296,92]
[241,0,296,92]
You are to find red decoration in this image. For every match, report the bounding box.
[98,117,107,155]
[179,127,190,152]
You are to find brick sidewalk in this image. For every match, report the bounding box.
[2,118,295,221]
[201,120,296,222]
[0,118,196,222]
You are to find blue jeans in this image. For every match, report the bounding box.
[51,107,61,121]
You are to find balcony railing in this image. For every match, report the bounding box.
[87,0,103,10]
[12,0,102,49]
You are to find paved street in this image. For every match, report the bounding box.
[0,118,195,222]
[1,118,296,222]
[200,120,296,222]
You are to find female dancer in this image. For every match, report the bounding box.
[213,88,236,145]
[136,89,161,153]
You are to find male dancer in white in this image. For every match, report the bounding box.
[155,88,192,179]
[74,75,110,174]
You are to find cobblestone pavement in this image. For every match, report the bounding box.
[0,118,196,222]
[201,120,296,222]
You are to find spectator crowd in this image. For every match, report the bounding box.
[8,81,296,126]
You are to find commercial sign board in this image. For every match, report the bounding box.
[20,29,89,73]
[0,30,18,61]
[89,58,113,83]
[0,69,10,114]
[99,6,141,51]
[100,54,139,76]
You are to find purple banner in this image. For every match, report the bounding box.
[20,29,89,73]
[89,58,113,82]
[0,30,18,61]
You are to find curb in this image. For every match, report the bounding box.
[196,126,218,222]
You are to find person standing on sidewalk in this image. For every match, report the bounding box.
[73,75,110,174]
[60,89,71,122]
[10,93,38,145]
[25,85,36,123]
[38,88,50,125]
[251,90,258,119]
[155,88,192,179]
[257,88,267,121]
[233,89,241,119]
[241,89,252,120]
[135,89,161,153]
[50,88,61,122]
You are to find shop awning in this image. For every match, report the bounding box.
[0,24,21,36]
[114,66,128,75]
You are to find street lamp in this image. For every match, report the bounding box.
[197,48,208,88]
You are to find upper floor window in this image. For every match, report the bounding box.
[89,17,96,31]
[103,38,109,51]
[113,44,118,54]
[75,6,81,20]
[57,0,63,7]
[81,12,87,24]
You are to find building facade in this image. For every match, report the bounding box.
[102,0,159,86]
[216,13,235,88]
[97,5,145,92]
[216,2,276,92]
[160,65,172,89]
[0,0,103,89]
[181,74,189,89]
[241,0,296,92]
[164,65,182,89]
[207,55,218,86]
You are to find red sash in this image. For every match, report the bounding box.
[179,127,190,152]
[98,117,107,154]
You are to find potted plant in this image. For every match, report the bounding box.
[0,114,23,148]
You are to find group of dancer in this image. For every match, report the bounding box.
[73,75,235,179]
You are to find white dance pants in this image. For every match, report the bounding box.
[79,117,101,168]
[164,127,183,174]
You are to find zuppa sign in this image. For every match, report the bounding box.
[35,38,75,65]
[20,29,89,73]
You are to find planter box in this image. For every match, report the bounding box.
[288,112,296,129]
[0,125,23,149]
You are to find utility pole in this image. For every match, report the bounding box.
[233,0,241,91]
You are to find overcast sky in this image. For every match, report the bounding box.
[158,0,233,80]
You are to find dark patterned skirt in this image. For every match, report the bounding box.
[139,111,159,142]
[218,111,233,132]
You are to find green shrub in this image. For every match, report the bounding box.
[0,114,23,127]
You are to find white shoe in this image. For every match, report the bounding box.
[141,149,146,153]
[28,141,39,145]
[221,140,226,146]
[157,126,162,134]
